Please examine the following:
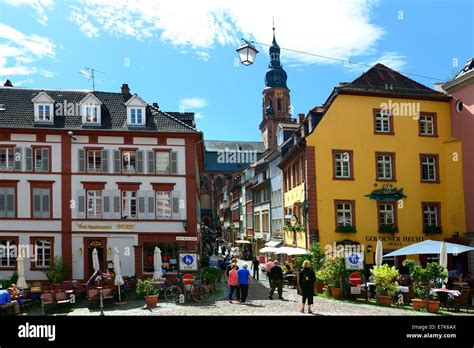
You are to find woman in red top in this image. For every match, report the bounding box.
[228,265,239,303]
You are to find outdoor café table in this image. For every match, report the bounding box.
[431,289,461,300]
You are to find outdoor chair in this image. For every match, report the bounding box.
[436,291,454,311]
[54,291,72,305]
[87,288,100,301]
[453,289,470,312]
[40,292,55,315]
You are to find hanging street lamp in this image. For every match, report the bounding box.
[236,39,259,66]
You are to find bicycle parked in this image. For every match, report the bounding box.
[164,274,209,303]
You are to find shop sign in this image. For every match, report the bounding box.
[176,236,198,241]
[365,235,425,248]
[77,223,135,231]
[345,252,364,270]
[350,287,361,295]
[88,240,103,248]
[179,252,198,272]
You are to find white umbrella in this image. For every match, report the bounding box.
[113,250,125,304]
[439,241,448,283]
[16,254,27,289]
[153,247,163,280]
[92,248,101,281]
[275,247,310,256]
[375,240,383,266]
[259,246,279,253]
[235,240,251,244]
[384,240,474,257]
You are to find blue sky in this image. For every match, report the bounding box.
[0,0,472,141]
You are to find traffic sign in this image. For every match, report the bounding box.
[345,252,364,270]
[178,252,198,271]
[349,272,362,286]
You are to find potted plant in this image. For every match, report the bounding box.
[317,255,344,299]
[403,259,447,313]
[370,264,400,306]
[136,279,161,308]
[200,267,219,289]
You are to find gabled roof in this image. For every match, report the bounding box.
[338,63,450,100]
[31,91,55,103]
[0,87,199,133]
[79,93,102,105]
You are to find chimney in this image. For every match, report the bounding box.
[298,113,305,124]
[152,102,159,109]
[4,79,13,87]
[121,83,130,95]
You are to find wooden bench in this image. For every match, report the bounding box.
[41,293,55,315]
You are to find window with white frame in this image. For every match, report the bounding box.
[85,105,100,123]
[423,204,439,227]
[421,156,437,181]
[379,203,395,226]
[156,152,170,174]
[377,154,393,180]
[122,151,136,173]
[336,202,353,226]
[419,114,435,136]
[334,152,351,178]
[0,147,15,171]
[37,104,52,122]
[87,190,103,218]
[122,191,137,218]
[129,108,144,125]
[375,110,391,133]
[33,239,52,268]
[156,191,171,219]
[87,150,102,173]
[0,239,16,268]
[33,147,50,172]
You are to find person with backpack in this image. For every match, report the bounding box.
[299,260,316,313]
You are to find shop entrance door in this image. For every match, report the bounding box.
[84,238,107,279]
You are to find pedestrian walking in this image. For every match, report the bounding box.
[237,263,252,303]
[265,258,274,284]
[268,260,284,300]
[225,258,240,300]
[299,260,316,313]
[227,264,239,303]
[251,257,260,280]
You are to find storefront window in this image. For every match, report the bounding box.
[143,243,179,273]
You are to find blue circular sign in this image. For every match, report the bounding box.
[348,253,359,265]
[182,255,194,265]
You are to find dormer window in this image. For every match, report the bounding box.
[130,108,143,125]
[80,93,102,125]
[32,91,55,124]
[124,94,147,127]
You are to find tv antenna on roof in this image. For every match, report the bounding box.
[79,67,104,91]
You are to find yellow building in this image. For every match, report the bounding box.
[305,64,466,268]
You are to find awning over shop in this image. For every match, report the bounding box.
[259,246,279,253]
[265,240,283,247]
[275,247,310,256]
[383,240,474,257]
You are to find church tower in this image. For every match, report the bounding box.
[260,27,291,149]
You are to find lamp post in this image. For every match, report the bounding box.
[236,39,259,66]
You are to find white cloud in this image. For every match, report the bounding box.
[4,0,54,26]
[67,0,387,65]
[346,51,407,74]
[0,23,55,77]
[195,113,206,120]
[179,97,208,109]
[12,78,35,86]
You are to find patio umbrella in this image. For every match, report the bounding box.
[113,250,125,304]
[259,246,279,253]
[92,248,101,281]
[16,254,28,290]
[384,240,474,257]
[375,240,383,266]
[439,241,448,283]
[153,247,163,280]
[275,247,310,256]
[235,240,251,244]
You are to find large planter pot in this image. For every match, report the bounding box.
[428,301,440,313]
[315,282,324,294]
[331,288,342,299]
[411,299,426,311]
[378,295,392,307]
[145,295,158,308]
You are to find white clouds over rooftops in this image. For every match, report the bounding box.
[67,0,389,66]
[4,0,54,26]
[0,23,55,77]
[180,98,208,109]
